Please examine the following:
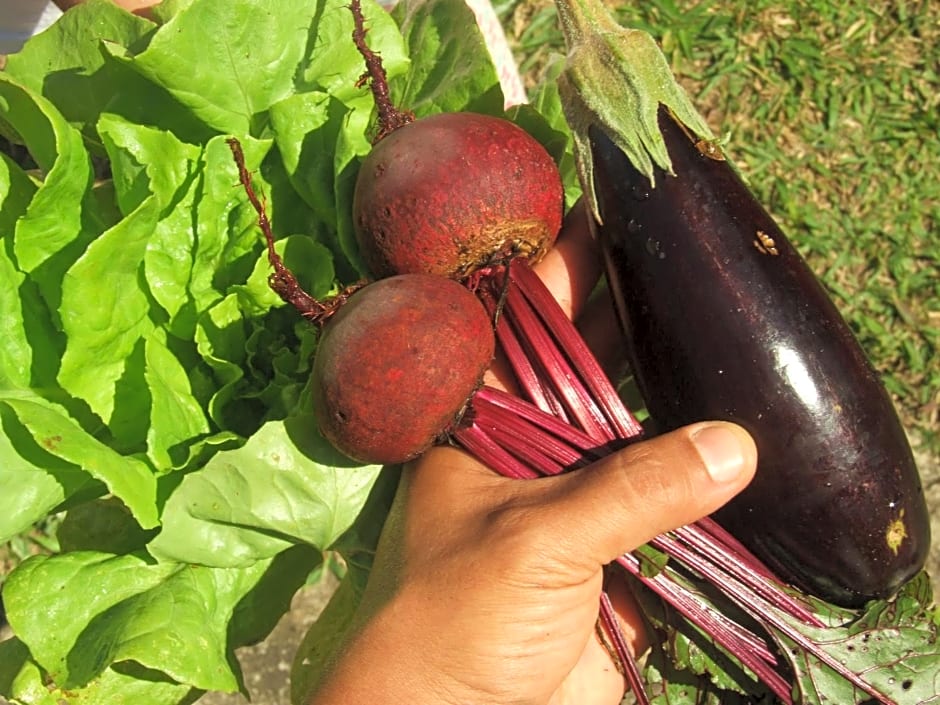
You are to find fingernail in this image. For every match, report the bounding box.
[691,424,747,484]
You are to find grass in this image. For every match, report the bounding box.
[496,0,940,452]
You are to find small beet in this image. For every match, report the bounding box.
[352,111,564,279]
[310,274,495,464]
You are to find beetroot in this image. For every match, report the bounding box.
[227,139,495,465]
[310,274,495,464]
[352,111,564,279]
[347,0,563,280]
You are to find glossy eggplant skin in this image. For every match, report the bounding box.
[589,112,929,607]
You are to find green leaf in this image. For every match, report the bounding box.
[2,549,307,694]
[0,638,60,705]
[0,637,197,705]
[0,402,98,544]
[4,0,218,146]
[238,234,335,315]
[3,0,157,144]
[638,555,940,703]
[0,247,31,392]
[0,150,37,235]
[123,0,316,135]
[227,544,323,648]
[392,0,503,117]
[0,395,158,529]
[330,105,375,276]
[0,75,94,299]
[144,329,211,471]
[269,90,346,227]
[510,57,581,207]
[0,153,48,392]
[147,417,381,566]
[298,0,409,107]
[631,571,764,698]
[56,115,200,426]
[290,467,399,704]
[193,293,252,434]
[2,547,320,702]
[772,573,940,704]
[186,134,272,315]
[57,497,158,555]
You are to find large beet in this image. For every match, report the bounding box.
[352,112,564,280]
[310,274,495,465]
[589,111,930,607]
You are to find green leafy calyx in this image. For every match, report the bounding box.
[554,0,714,219]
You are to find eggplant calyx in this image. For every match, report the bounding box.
[553,0,715,220]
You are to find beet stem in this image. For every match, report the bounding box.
[510,260,644,439]
[478,285,567,419]
[451,423,540,480]
[349,0,414,142]
[503,279,615,442]
[670,525,824,627]
[649,534,890,703]
[472,396,591,471]
[616,554,795,703]
[463,260,890,701]
[227,138,355,325]
[598,591,651,705]
[467,395,797,700]
[693,516,782,582]
[475,386,601,454]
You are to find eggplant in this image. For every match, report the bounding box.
[589,109,930,608]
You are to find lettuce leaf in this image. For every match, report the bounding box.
[0,0,532,701]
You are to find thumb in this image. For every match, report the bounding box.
[534,421,757,569]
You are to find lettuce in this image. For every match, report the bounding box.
[0,1,548,702]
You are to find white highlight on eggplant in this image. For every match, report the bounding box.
[774,345,821,411]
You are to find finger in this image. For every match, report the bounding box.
[532,422,757,570]
[573,284,626,383]
[404,445,513,520]
[531,198,601,321]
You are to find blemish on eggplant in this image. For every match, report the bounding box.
[885,509,908,555]
[753,230,780,256]
[695,138,725,161]
[630,184,650,201]
[644,237,665,259]
[627,219,642,234]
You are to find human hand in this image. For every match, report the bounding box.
[309,204,758,705]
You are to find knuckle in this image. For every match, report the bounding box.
[480,497,569,582]
[604,438,701,526]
